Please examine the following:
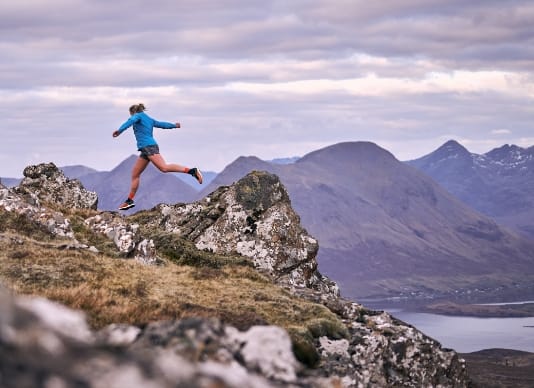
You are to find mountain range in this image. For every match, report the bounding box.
[196,142,534,301]
[407,140,534,239]
[2,140,534,301]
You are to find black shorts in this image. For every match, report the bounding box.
[139,144,160,160]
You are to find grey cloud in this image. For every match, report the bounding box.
[1,0,533,177]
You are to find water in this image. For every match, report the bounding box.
[386,309,534,353]
[476,300,534,306]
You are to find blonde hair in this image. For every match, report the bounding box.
[129,103,146,114]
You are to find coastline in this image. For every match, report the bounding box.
[419,301,534,318]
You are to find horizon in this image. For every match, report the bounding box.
[1,138,531,178]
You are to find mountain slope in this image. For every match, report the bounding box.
[408,140,534,237]
[199,142,534,300]
[0,163,469,387]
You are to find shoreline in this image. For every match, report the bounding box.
[418,301,534,318]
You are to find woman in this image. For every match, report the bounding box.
[112,103,202,210]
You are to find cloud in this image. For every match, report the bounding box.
[491,129,512,135]
[1,0,533,177]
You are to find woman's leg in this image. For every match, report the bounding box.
[148,153,203,184]
[148,153,187,173]
[129,157,150,198]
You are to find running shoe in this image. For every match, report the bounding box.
[118,198,135,210]
[188,167,203,184]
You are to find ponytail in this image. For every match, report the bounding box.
[129,103,147,114]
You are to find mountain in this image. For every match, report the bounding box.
[0,177,21,187]
[60,156,198,211]
[60,164,99,179]
[0,162,469,387]
[407,140,534,238]
[198,141,534,301]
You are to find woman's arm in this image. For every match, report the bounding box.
[113,114,141,137]
[153,120,180,129]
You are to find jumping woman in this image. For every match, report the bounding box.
[112,103,203,210]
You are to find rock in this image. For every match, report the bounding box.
[224,325,300,383]
[147,171,339,296]
[17,162,98,210]
[0,286,279,388]
[0,183,74,239]
[96,323,141,346]
[85,212,161,265]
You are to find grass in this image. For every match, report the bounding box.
[0,209,348,366]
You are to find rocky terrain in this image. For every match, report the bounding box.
[0,162,469,387]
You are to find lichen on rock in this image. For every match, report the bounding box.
[143,170,339,296]
[17,162,98,210]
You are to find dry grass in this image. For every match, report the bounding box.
[0,212,347,365]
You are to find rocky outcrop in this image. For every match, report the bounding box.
[0,163,157,264]
[84,212,160,265]
[144,171,340,296]
[16,162,98,210]
[0,181,74,239]
[293,287,467,387]
[0,165,470,387]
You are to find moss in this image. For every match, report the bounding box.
[287,326,320,367]
[307,317,349,340]
[148,232,252,269]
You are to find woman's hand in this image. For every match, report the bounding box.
[112,130,120,137]
[175,122,181,128]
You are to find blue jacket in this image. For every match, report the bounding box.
[117,112,177,149]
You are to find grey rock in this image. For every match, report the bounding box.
[85,212,161,265]
[147,171,339,297]
[0,184,74,239]
[17,162,98,210]
[224,325,300,383]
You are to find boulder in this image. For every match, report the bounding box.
[148,171,339,296]
[17,162,98,210]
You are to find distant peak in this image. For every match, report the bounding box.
[439,140,469,153]
[485,143,527,161]
[298,141,396,164]
[425,139,471,160]
[234,155,265,163]
[486,143,522,153]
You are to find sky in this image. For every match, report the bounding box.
[1,0,533,177]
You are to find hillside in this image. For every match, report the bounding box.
[198,142,534,302]
[0,162,469,387]
[407,140,534,238]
